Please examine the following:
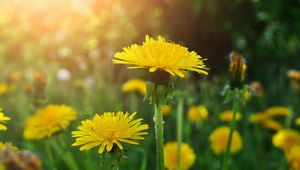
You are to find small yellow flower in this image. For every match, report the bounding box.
[295,118,300,126]
[286,145,300,170]
[249,112,269,123]
[0,110,10,131]
[164,142,196,170]
[209,126,242,155]
[287,69,300,81]
[24,105,77,140]
[162,105,171,116]
[188,105,208,122]
[262,119,282,131]
[72,112,149,154]
[219,110,242,122]
[113,35,208,78]
[122,79,146,95]
[266,106,290,117]
[272,129,300,151]
[0,142,17,152]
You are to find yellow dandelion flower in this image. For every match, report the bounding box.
[122,79,146,95]
[295,118,300,126]
[219,110,242,122]
[162,105,171,116]
[249,112,269,123]
[209,126,242,155]
[266,106,290,117]
[286,145,300,170]
[72,112,149,154]
[188,105,208,122]
[0,142,17,152]
[0,110,10,131]
[262,119,282,131]
[113,35,208,78]
[287,69,300,81]
[24,105,77,140]
[272,129,300,151]
[164,142,196,170]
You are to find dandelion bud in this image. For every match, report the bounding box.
[229,52,247,89]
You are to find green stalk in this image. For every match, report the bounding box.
[154,102,165,170]
[176,99,184,170]
[44,141,56,170]
[222,95,239,170]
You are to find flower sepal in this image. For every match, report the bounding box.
[145,81,174,105]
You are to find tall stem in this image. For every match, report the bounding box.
[44,141,56,170]
[176,99,184,170]
[222,95,239,170]
[154,102,165,170]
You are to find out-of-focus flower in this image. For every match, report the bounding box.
[0,110,10,131]
[57,68,71,82]
[229,52,247,89]
[272,129,300,151]
[243,90,252,101]
[266,106,290,117]
[162,105,171,116]
[8,71,22,83]
[24,105,77,140]
[113,35,208,78]
[34,70,47,88]
[0,83,15,95]
[209,126,242,155]
[122,79,146,95]
[72,112,148,154]
[250,81,264,96]
[286,145,300,170]
[287,69,300,90]
[219,110,242,122]
[249,112,269,123]
[164,142,196,170]
[296,118,300,126]
[188,105,208,122]
[0,142,17,153]
[57,46,72,58]
[262,119,282,131]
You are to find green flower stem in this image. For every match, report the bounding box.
[44,141,56,170]
[176,98,184,170]
[222,94,239,170]
[154,101,165,170]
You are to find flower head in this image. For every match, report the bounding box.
[162,105,171,116]
[286,145,300,170]
[266,106,290,117]
[0,83,15,95]
[249,112,269,123]
[272,129,300,151]
[188,105,208,122]
[262,119,282,131]
[113,35,208,78]
[72,112,149,154]
[0,142,17,153]
[229,52,247,89]
[0,110,10,131]
[219,110,242,122]
[122,79,146,95]
[209,126,242,155]
[24,105,77,140]
[164,142,196,170]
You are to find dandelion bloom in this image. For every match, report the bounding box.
[72,112,149,154]
[122,79,146,95]
[219,110,242,122]
[287,69,300,81]
[162,105,171,116]
[164,142,196,170]
[24,105,77,140]
[113,35,208,78]
[0,142,17,152]
[0,110,10,131]
[272,129,300,150]
[262,119,282,131]
[209,126,242,154]
[266,106,290,117]
[295,118,300,126]
[249,112,269,123]
[188,105,208,122]
[286,145,300,170]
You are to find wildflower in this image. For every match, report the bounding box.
[188,105,208,122]
[287,69,300,90]
[162,105,171,116]
[262,119,282,131]
[272,129,300,150]
[209,126,242,154]
[72,112,148,154]
[122,79,146,95]
[250,81,264,96]
[164,142,196,170]
[249,112,269,123]
[113,35,208,78]
[266,106,290,117]
[296,118,300,126]
[286,145,300,170]
[0,110,10,131]
[0,142,17,153]
[24,105,77,140]
[219,110,242,122]
[0,83,15,95]
[57,68,71,82]
[229,53,247,89]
